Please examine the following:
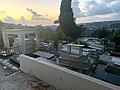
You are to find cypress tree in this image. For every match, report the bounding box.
[59,0,80,40]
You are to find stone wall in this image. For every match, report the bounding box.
[20,54,119,90]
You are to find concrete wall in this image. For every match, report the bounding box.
[20,54,120,90]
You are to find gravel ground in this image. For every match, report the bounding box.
[0,64,59,90]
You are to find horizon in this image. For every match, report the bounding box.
[0,0,120,26]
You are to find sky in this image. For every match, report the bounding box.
[0,0,120,26]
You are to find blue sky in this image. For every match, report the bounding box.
[0,0,120,25]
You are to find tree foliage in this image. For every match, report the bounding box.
[0,21,4,49]
[91,27,111,39]
[59,0,82,40]
[109,30,120,52]
[0,31,4,48]
[36,26,66,49]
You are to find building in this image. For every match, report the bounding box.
[2,28,37,54]
[81,37,104,54]
[92,54,120,85]
[59,44,91,72]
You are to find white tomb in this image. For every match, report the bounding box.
[2,29,37,54]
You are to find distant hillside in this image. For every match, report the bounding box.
[0,21,59,31]
[78,20,120,37]
[43,25,58,31]
[78,20,120,29]
[0,21,30,30]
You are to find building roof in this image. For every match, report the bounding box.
[99,54,120,65]
[99,54,112,63]
[33,51,55,59]
[83,48,96,52]
[60,45,89,56]
[111,57,120,66]
[88,45,103,51]
[67,44,84,47]
[36,57,54,63]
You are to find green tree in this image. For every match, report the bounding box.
[59,0,82,40]
[36,26,66,49]
[91,27,111,39]
[109,31,120,52]
[50,27,66,49]
[0,21,4,48]
[0,31,3,48]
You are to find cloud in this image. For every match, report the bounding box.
[102,0,119,3]
[27,8,42,17]
[110,13,120,20]
[75,0,120,23]
[3,16,15,23]
[0,10,6,14]
[27,8,51,21]
[111,1,120,12]
[18,16,26,24]
[76,12,120,24]
[19,16,25,21]
[83,1,113,16]
[76,15,109,23]
[72,0,84,18]
[3,16,26,25]
[3,15,53,26]
[2,9,53,26]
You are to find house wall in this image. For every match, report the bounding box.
[20,54,119,90]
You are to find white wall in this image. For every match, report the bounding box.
[20,55,120,90]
